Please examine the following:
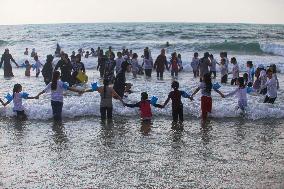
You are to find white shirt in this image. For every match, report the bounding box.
[232,64,239,79]
[13,93,24,111]
[210,59,217,72]
[225,87,247,103]
[115,57,124,73]
[35,60,42,72]
[259,70,267,89]
[44,80,66,102]
[265,77,277,98]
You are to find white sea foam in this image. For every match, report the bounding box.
[0,69,283,120]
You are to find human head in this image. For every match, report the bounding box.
[171,81,179,90]
[141,92,148,101]
[237,77,245,88]
[243,73,248,81]
[204,52,210,58]
[109,46,112,51]
[25,60,29,64]
[231,57,237,64]
[51,71,61,91]
[178,54,181,58]
[266,69,273,79]
[194,52,198,58]
[72,51,75,56]
[144,49,150,59]
[117,52,122,58]
[172,52,177,58]
[34,55,39,61]
[269,64,277,73]
[161,49,165,55]
[13,83,22,94]
[46,55,54,63]
[121,61,130,72]
[76,54,81,62]
[209,54,214,60]
[132,53,138,59]
[220,52,224,58]
[247,61,253,68]
[221,58,226,65]
[4,48,9,54]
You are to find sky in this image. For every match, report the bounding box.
[0,0,283,25]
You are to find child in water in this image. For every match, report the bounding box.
[36,71,82,121]
[230,57,239,85]
[131,53,139,78]
[83,79,124,120]
[224,77,247,112]
[34,55,43,77]
[246,61,254,87]
[24,60,32,76]
[162,81,193,123]
[209,54,217,79]
[220,58,228,84]
[123,92,163,121]
[191,73,225,123]
[262,69,277,104]
[169,52,180,78]
[191,52,199,78]
[0,84,38,120]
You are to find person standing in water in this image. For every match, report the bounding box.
[83,79,124,120]
[113,61,131,98]
[55,53,72,85]
[42,55,54,85]
[154,49,168,80]
[0,49,19,77]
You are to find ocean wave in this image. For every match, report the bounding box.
[205,41,264,54]
[0,40,8,46]
[260,43,284,56]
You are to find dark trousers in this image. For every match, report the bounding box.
[156,71,163,78]
[231,78,237,85]
[16,110,27,120]
[172,105,183,122]
[51,101,63,121]
[221,74,228,84]
[193,70,199,78]
[100,107,113,119]
[145,69,152,77]
[171,70,178,77]
[264,96,276,104]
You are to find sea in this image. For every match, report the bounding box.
[0,23,283,188]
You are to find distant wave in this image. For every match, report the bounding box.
[0,40,8,46]
[205,41,263,54]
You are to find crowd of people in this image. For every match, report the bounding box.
[0,45,280,127]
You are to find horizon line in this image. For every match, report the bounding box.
[0,21,283,27]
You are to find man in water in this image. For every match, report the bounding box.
[0,49,19,77]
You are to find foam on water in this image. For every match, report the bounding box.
[0,68,283,121]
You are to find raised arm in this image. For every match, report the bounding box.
[214,89,225,98]
[191,87,200,97]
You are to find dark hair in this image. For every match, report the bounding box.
[141,92,148,101]
[194,52,198,57]
[247,61,253,68]
[269,64,277,73]
[144,50,150,59]
[171,81,179,90]
[13,84,22,98]
[237,77,245,88]
[46,55,54,63]
[76,54,81,62]
[231,57,236,63]
[132,53,138,59]
[203,73,212,94]
[209,54,214,59]
[103,79,109,98]
[204,52,210,58]
[121,61,129,72]
[51,71,60,91]
[243,73,248,82]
